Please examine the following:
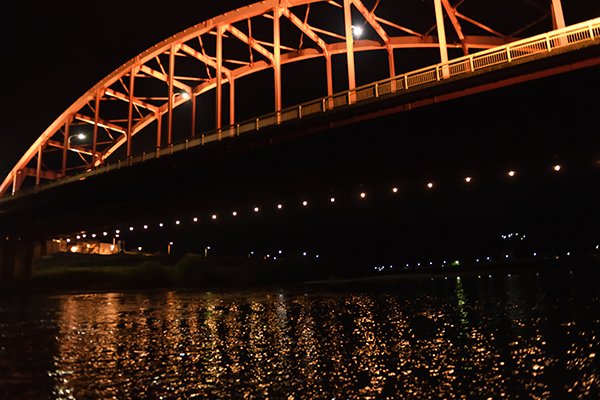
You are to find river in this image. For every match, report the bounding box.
[1,266,599,399]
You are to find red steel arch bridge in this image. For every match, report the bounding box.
[1,0,599,199]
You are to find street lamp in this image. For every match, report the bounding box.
[351,25,363,38]
[68,133,86,147]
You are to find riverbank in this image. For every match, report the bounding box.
[303,255,600,291]
[1,251,599,295]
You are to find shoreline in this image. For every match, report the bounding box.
[1,253,598,296]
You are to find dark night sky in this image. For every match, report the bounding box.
[1,0,599,181]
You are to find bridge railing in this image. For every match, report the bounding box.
[6,17,599,201]
[210,16,600,145]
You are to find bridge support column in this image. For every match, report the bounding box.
[0,239,44,282]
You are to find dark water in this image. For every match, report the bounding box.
[1,267,599,399]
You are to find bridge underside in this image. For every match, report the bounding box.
[0,57,599,278]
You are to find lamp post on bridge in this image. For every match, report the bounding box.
[68,133,87,148]
[60,133,87,178]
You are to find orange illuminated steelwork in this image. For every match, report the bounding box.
[0,0,591,198]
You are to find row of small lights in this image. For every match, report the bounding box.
[65,232,600,268]
[372,244,600,273]
[431,270,580,282]
[81,242,598,265]
[118,242,600,263]
[63,164,568,241]
[63,233,600,270]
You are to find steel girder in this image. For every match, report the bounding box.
[0,0,568,197]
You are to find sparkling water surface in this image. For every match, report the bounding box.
[1,267,599,399]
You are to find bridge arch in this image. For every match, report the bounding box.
[0,0,571,197]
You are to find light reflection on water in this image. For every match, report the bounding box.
[0,268,599,399]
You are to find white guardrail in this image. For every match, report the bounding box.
[7,17,600,199]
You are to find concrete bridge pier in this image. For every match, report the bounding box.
[0,238,45,282]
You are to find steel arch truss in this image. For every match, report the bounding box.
[1,0,568,197]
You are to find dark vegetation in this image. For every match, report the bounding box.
[6,250,599,294]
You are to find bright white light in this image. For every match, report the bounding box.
[303,252,307,256]
[66,238,71,243]
[278,250,283,254]
[116,229,120,234]
[181,91,190,100]
[70,246,78,253]
[508,170,516,177]
[427,182,434,189]
[193,217,198,222]
[144,225,148,229]
[232,211,237,216]
[330,197,335,203]
[553,164,561,172]
[77,133,86,140]
[351,25,363,38]
[138,247,142,251]
[465,176,472,183]
[254,207,259,212]
[103,232,108,236]
[92,234,96,238]
[110,245,115,251]
[212,214,217,220]
[169,242,173,245]
[159,223,164,227]
[302,201,308,206]
[533,252,537,256]
[129,226,134,231]
[175,220,180,225]
[360,192,366,198]
[392,187,398,193]
[76,235,81,240]
[277,204,283,209]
